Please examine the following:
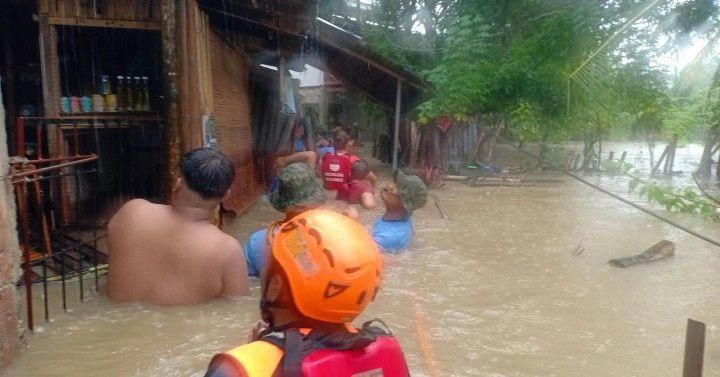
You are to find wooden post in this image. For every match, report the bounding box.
[2,10,17,156]
[392,79,401,171]
[597,130,602,171]
[620,151,627,162]
[0,75,22,366]
[652,145,669,175]
[608,151,614,161]
[665,134,678,175]
[697,127,718,177]
[682,319,705,377]
[162,0,182,200]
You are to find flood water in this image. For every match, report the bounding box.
[3,145,720,376]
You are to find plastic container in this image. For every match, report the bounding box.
[60,97,71,113]
[70,96,81,113]
[92,94,105,112]
[104,94,118,112]
[81,96,92,112]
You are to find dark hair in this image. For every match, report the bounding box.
[333,133,351,150]
[351,159,370,180]
[180,148,235,200]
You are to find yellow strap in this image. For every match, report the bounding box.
[223,341,284,377]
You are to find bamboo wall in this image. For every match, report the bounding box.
[409,121,482,174]
[209,29,260,212]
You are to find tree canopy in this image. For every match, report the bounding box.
[324,0,720,143]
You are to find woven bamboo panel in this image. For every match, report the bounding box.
[209,30,260,213]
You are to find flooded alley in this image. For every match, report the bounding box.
[3,156,720,376]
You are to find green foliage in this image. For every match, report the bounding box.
[358,93,385,121]
[415,15,493,123]
[629,178,718,217]
[354,0,719,146]
[509,101,541,143]
[709,69,720,129]
[663,94,708,141]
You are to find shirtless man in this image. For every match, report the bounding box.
[106,148,249,305]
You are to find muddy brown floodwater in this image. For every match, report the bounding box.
[3,149,720,376]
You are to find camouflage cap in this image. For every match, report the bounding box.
[394,171,428,214]
[270,162,326,213]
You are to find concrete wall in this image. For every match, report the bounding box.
[0,80,22,367]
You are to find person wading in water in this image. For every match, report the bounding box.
[205,209,409,377]
[106,148,249,305]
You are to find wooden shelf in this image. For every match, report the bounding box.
[56,112,160,120]
[49,16,161,31]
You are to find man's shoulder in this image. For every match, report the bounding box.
[109,199,163,229]
[212,230,241,250]
[120,198,164,214]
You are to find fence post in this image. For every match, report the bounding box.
[683,318,706,377]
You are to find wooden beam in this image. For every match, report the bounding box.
[392,79,401,171]
[683,319,705,377]
[48,16,161,30]
[162,0,181,199]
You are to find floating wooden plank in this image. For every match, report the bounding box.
[609,240,674,268]
[682,318,705,377]
[48,16,161,30]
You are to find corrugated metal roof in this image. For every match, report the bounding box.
[197,0,426,113]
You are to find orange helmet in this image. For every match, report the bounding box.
[268,209,382,323]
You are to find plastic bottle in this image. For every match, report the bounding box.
[117,76,126,111]
[141,76,150,111]
[126,74,135,111]
[100,75,111,95]
[132,76,142,111]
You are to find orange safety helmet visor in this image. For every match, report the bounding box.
[268,209,382,323]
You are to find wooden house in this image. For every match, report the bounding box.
[26,0,425,225]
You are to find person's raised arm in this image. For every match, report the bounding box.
[274,151,317,171]
[360,192,377,210]
[366,171,378,188]
[221,238,250,297]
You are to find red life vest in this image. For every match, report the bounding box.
[321,153,352,190]
[298,335,408,376]
[206,321,409,377]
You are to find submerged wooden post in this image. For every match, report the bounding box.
[620,151,627,162]
[697,127,718,177]
[682,319,705,377]
[162,0,182,200]
[666,134,678,175]
[652,145,669,175]
[608,151,615,161]
[392,79,401,171]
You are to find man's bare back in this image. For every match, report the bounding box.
[106,199,248,305]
